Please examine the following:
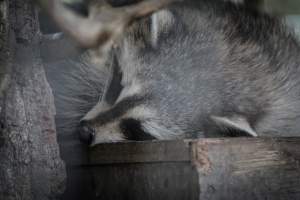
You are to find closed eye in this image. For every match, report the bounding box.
[119,118,156,141]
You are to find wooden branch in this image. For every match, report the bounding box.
[88,138,300,200]
[35,0,175,48]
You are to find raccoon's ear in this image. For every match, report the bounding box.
[150,9,175,47]
[123,6,175,50]
[211,115,258,137]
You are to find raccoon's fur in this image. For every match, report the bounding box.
[45,53,109,138]
[48,0,300,146]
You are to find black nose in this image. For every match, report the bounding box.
[79,121,95,145]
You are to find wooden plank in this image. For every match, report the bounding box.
[92,163,199,200]
[88,140,191,165]
[89,138,300,200]
[192,138,300,200]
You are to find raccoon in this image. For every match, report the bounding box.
[46,0,300,146]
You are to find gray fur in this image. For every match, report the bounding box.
[49,0,300,145]
[46,53,109,135]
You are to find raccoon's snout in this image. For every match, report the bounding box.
[79,121,95,145]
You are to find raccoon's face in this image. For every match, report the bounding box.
[78,54,185,145]
[78,74,181,145]
[78,8,185,145]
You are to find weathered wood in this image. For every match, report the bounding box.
[0,0,66,199]
[192,138,300,200]
[89,140,191,165]
[89,138,300,200]
[92,163,199,200]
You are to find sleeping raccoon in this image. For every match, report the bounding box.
[46,0,300,145]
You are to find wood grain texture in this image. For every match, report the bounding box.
[92,163,199,200]
[0,0,66,199]
[192,138,300,200]
[90,138,300,200]
[89,140,191,165]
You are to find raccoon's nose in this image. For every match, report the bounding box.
[79,121,95,145]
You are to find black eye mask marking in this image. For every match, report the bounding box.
[92,95,147,125]
[119,118,156,141]
[104,54,124,105]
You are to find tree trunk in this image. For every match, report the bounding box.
[0,0,66,199]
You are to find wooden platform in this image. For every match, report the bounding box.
[86,138,300,200]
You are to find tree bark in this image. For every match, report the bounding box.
[0,0,66,199]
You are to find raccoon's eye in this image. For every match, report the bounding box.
[119,118,156,141]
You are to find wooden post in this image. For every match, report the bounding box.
[0,0,66,199]
[89,138,300,200]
